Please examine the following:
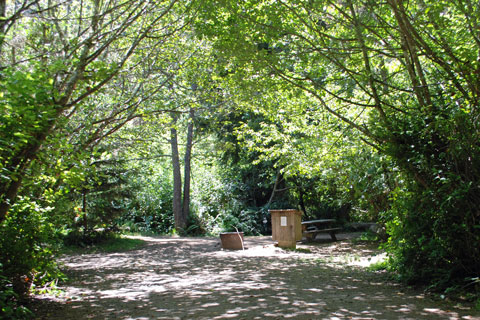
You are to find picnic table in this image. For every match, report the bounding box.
[301,219,341,242]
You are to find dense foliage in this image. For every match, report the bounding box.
[196,0,480,289]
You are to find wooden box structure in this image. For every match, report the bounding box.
[220,232,244,250]
[269,209,302,248]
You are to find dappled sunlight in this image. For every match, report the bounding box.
[31,235,479,320]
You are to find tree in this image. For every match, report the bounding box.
[182,108,195,226]
[0,0,197,299]
[168,107,196,231]
[142,34,224,232]
[170,112,185,230]
[0,0,189,222]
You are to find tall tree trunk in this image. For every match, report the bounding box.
[181,108,194,228]
[170,115,185,231]
[82,189,88,233]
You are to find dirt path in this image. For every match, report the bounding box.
[30,233,479,319]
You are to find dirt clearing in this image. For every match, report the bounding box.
[29,233,479,319]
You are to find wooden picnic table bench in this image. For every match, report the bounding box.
[301,219,341,242]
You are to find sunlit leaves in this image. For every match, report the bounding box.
[198,0,480,287]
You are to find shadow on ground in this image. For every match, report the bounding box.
[30,234,479,320]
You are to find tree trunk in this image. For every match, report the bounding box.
[170,115,185,231]
[0,0,6,57]
[82,189,88,233]
[267,172,281,207]
[298,188,307,216]
[181,108,195,228]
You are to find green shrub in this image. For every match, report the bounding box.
[0,197,62,298]
[62,228,116,247]
[120,166,175,234]
[220,207,265,235]
[384,186,480,291]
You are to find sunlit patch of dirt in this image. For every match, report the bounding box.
[29,233,480,320]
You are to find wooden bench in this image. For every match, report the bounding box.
[301,219,341,242]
